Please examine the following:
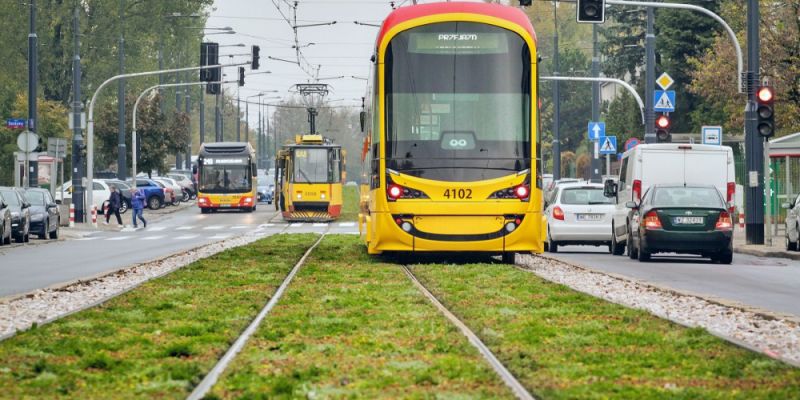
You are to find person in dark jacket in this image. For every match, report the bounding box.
[130,187,147,228]
[104,185,123,227]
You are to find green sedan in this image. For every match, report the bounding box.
[628,185,733,264]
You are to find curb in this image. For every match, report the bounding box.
[734,246,800,261]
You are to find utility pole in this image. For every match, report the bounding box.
[236,88,241,141]
[552,1,561,180]
[643,6,656,144]
[590,24,601,182]
[117,0,127,180]
[184,82,191,170]
[215,92,221,141]
[27,0,39,187]
[200,85,205,145]
[258,100,263,168]
[745,0,764,244]
[71,4,85,222]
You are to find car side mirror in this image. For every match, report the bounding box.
[782,202,792,209]
[625,201,638,209]
[47,203,58,209]
[603,179,618,198]
[22,202,30,209]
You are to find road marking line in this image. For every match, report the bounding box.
[75,237,99,241]
[231,225,250,230]
[290,223,304,227]
[209,234,232,240]
[175,235,199,240]
[313,223,327,227]
[176,226,195,231]
[147,226,166,232]
[141,235,166,241]
[203,225,226,230]
[339,222,355,227]
[105,236,132,241]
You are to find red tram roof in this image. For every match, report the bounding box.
[376,2,536,49]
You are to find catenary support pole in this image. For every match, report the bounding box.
[644,6,656,144]
[200,85,205,145]
[71,4,85,222]
[117,0,127,180]
[27,0,39,188]
[745,0,764,244]
[552,1,561,180]
[590,24,601,182]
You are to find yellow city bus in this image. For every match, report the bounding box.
[275,135,344,222]
[360,2,544,262]
[196,142,257,213]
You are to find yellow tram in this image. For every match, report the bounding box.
[359,2,544,262]
[275,134,345,222]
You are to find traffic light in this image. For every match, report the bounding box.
[655,113,671,143]
[577,0,605,23]
[200,42,219,82]
[206,83,220,95]
[756,86,775,137]
[238,67,245,87]
[251,45,260,70]
[518,0,532,6]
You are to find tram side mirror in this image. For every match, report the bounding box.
[191,165,197,174]
[277,159,285,170]
[359,111,366,133]
[603,179,618,198]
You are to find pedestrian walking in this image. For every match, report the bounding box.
[131,187,147,228]
[104,185,123,227]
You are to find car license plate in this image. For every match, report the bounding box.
[673,216,703,224]
[577,214,602,221]
[220,204,231,208]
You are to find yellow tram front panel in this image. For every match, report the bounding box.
[282,182,343,221]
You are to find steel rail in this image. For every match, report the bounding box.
[187,231,328,400]
[402,265,537,400]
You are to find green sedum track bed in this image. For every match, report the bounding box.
[0,234,319,399]
[411,262,800,399]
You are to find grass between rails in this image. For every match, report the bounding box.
[208,235,514,399]
[339,185,360,222]
[412,262,800,399]
[0,234,318,399]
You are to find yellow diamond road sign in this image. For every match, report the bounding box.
[657,73,674,90]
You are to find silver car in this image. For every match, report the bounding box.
[544,183,615,253]
[783,194,800,250]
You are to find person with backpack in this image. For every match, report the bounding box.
[130,187,147,228]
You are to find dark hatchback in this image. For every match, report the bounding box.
[628,185,733,264]
[0,187,31,243]
[23,188,60,240]
[0,191,11,245]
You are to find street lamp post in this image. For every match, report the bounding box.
[117,0,127,180]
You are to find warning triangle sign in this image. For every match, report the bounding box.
[601,137,615,152]
[655,92,674,110]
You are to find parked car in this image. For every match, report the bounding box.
[102,180,133,214]
[167,173,195,201]
[545,183,615,253]
[257,174,275,204]
[605,143,736,256]
[0,187,31,243]
[55,180,113,211]
[129,179,167,210]
[544,178,582,206]
[627,185,733,264]
[23,188,60,240]
[783,193,800,251]
[153,177,183,205]
[0,191,12,246]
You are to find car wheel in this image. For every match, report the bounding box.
[636,234,650,262]
[627,228,638,260]
[788,235,798,251]
[715,251,733,264]
[547,229,558,253]
[38,219,48,239]
[49,221,59,240]
[148,196,162,210]
[182,192,190,202]
[119,201,128,214]
[611,224,625,256]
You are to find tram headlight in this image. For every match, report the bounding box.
[505,222,517,233]
[401,222,413,232]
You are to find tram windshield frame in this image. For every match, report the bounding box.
[385,22,532,182]
[291,147,342,184]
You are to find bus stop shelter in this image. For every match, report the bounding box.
[767,132,800,236]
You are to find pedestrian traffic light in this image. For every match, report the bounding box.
[251,45,260,70]
[577,0,605,23]
[200,42,219,82]
[655,113,671,143]
[756,86,775,138]
[238,67,245,87]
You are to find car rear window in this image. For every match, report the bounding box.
[653,187,724,208]
[560,187,613,205]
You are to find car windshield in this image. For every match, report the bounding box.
[25,191,46,206]
[0,190,19,206]
[560,187,612,205]
[652,187,724,208]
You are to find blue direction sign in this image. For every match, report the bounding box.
[6,119,25,129]
[702,126,722,145]
[599,136,617,155]
[587,122,605,141]
[654,90,676,112]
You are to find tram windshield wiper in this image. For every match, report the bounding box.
[298,168,311,183]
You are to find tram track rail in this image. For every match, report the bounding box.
[187,230,328,400]
[402,265,537,400]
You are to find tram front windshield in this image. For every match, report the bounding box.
[293,148,340,183]
[385,22,532,182]
[199,157,252,193]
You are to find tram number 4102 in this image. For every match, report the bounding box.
[443,188,472,199]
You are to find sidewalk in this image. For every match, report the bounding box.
[732,226,800,261]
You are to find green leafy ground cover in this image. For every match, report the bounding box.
[412,263,800,399]
[0,234,318,399]
[208,235,513,399]
[339,185,359,222]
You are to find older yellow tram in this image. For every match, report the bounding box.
[275,134,344,222]
[359,2,544,262]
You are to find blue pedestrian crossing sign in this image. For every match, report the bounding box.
[599,136,617,155]
[588,122,605,141]
[654,90,676,112]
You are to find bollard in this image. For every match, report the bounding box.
[69,203,75,227]
[91,205,97,228]
[739,213,745,229]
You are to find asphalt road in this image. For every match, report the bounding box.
[0,204,358,299]
[549,245,800,318]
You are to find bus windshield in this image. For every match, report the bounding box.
[199,157,252,193]
[385,22,531,182]
[292,147,341,183]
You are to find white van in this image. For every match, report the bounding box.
[605,143,736,255]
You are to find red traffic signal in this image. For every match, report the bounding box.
[656,114,671,130]
[757,86,774,104]
[756,86,775,137]
[655,114,671,143]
